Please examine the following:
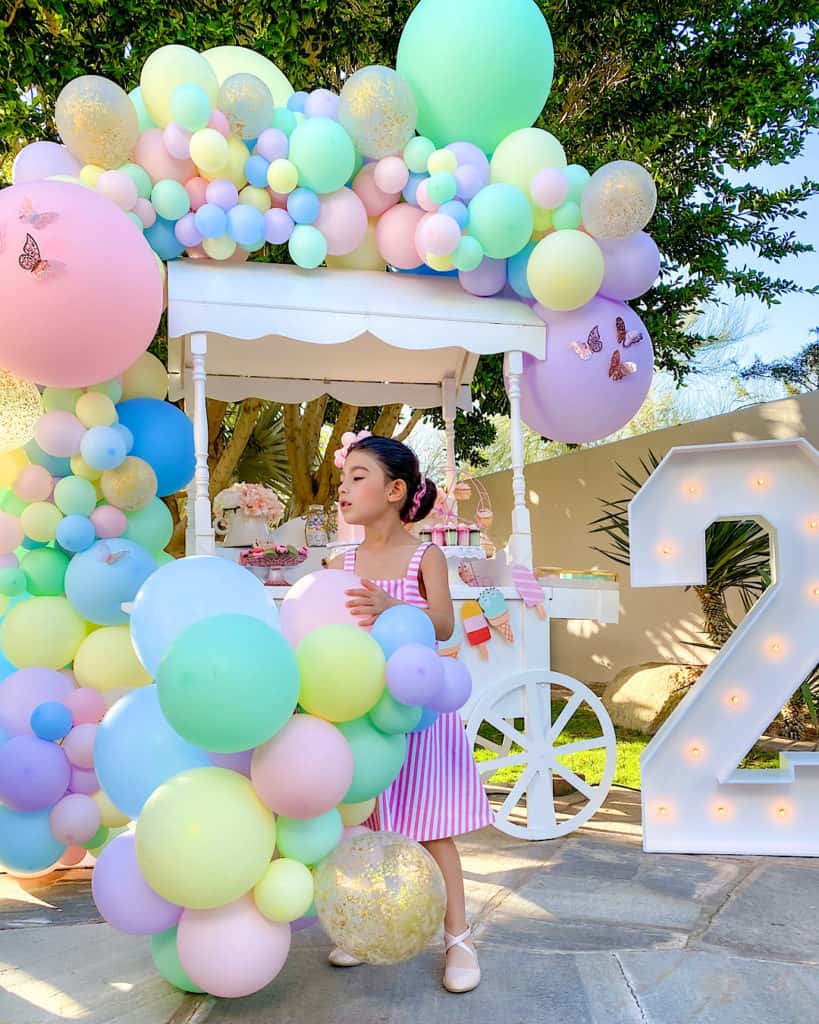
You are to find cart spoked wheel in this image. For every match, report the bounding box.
[466,670,617,840]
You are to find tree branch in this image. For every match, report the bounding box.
[395,408,423,443]
[372,403,403,438]
[283,403,311,511]
[314,402,359,506]
[209,398,263,497]
[303,395,329,468]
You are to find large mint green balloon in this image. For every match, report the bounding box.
[288,117,355,195]
[468,183,533,259]
[396,0,554,152]
[337,716,407,803]
[123,497,173,552]
[276,809,343,866]
[156,613,299,753]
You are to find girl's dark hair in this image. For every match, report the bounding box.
[348,435,438,523]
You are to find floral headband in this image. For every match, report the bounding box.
[333,430,372,469]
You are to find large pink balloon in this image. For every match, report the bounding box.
[0,181,163,387]
[13,142,81,185]
[314,188,368,255]
[352,163,400,217]
[251,715,353,818]
[0,667,74,737]
[177,894,291,998]
[519,296,654,444]
[132,129,195,185]
[376,204,424,270]
[279,569,362,647]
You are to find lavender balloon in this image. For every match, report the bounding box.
[207,748,253,778]
[92,833,183,935]
[0,735,70,811]
[459,256,507,297]
[428,659,472,714]
[304,89,340,120]
[518,296,654,444]
[598,232,660,301]
[12,141,81,184]
[385,644,444,707]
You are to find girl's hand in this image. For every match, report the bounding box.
[345,580,398,627]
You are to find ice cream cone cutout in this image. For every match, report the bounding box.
[479,587,514,643]
[439,620,463,659]
[511,564,548,619]
[461,599,491,660]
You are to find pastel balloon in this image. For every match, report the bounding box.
[93,832,182,935]
[202,45,293,109]
[0,666,73,736]
[313,188,367,255]
[64,538,155,626]
[100,456,158,512]
[385,644,445,706]
[0,734,70,810]
[63,722,97,770]
[581,160,658,240]
[68,766,99,795]
[13,141,81,185]
[13,464,52,502]
[140,45,219,129]
[279,569,361,647]
[371,603,437,659]
[218,73,274,139]
[352,163,400,217]
[121,352,168,402]
[31,700,73,740]
[326,220,385,271]
[90,504,128,539]
[376,203,424,269]
[55,76,139,168]
[0,596,86,669]
[527,229,604,311]
[519,296,654,443]
[0,806,66,873]
[115,399,194,497]
[64,687,107,724]
[598,232,661,301]
[162,122,192,161]
[458,255,507,296]
[288,117,355,195]
[251,715,354,818]
[374,157,410,194]
[21,497,66,542]
[151,926,205,993]
[132,129,196,185]
[468,183,533,259]
[368,690,423,734]
[428,657,473,713]
[177,894,291,998]
[296,625,386,723]
[0,181,163,387]
[253,858,314,923]
[35,411,84,458]
[275,808,343,865]
[49,793,101,845]
[336,716,407,803]
[338,65,417,159]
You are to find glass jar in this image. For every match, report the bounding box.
[305,505,329,547]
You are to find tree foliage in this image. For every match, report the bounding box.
[741,328,819,393]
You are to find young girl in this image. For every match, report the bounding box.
[328,433,494,994]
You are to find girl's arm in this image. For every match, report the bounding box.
[418,545,455,641]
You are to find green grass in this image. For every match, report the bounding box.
[474,701,781,791]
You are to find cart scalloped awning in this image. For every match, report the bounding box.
[167,261,545,410]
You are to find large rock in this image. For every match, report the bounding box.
[602,663,704,735]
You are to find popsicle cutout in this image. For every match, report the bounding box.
[461,599,491,660]
[511,564,548,619]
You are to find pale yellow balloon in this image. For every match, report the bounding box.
[266,158,298,194]
[80,164,104,188]
[43,387,83,413]
[140,45,219,128]
[0,596,87,670]
[338,799,376,826]
[75,392,117,428]
[190,128,229,177]
[20,502,63,543]
[69,454,103,481]
[326,220,385,271]
[0,369,42,453]
[73,625,152,692]
[55,76,139,169]
[526,229,604,311]
[533,207,554,232]
[425,253,454,272]
[92,788,131,828]
[121,352,168,401]
[239,185,272,212]
[0,594,8,617]
[490,128,566,205]
[202,132,248,188]
[427,149,457,175]
[0,449,28,488]
[202,45,293,109]
[314,832,446,964]
[254,858,314,923]
[202,234,238,261]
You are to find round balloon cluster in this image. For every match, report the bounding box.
[9,0,662,444]
[0,352,194,874]
[87,557,468,997]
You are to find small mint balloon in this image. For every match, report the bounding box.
[171,84,211,132]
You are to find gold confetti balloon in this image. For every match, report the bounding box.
[101,456,157,512]
[338,66,417,160]
[0,370,42,453]
[580,160,657,240]
[55,76,139,170]
[314,831,446,964]
[218,73,275,140]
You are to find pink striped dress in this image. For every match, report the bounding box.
[345,543,494,842]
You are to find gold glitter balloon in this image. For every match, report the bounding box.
[100,456,157,512]
[0,370,42,453]
[218,73,275,139]
[338,66,417,160]
[314,831,446,964]
[580,160,657,240]
[55,76,139,169]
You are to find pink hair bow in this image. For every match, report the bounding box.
[334,430,372,469]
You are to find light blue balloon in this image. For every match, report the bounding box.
[272,108,297,136]
[80,425,127,471]
[64,539,156,626]
[426,171,457,205]
[144,217,185,261]
[245,154,270,188]
[55,514,96,554]
[507,241,536,299]
[227,204,265,247]
[410,707,440,734]
[402,172,427,205]
[0,725,8,746]
[94,685,211,820]
[564,164,590,203]
[112,423,134,454]
[440,200,469,228]
[194,203,228,239]
[287,187,320,225]
[370,605,437,660]
[129,555,281,678]
[31,701,72,741]
[171,84,211,132]
[24,439,70,478]
[0,806,66,873]
[287,91,308,113]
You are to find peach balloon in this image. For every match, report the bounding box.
[352,163,400,217]
[0,181,163,387]
[132,129,195,185]
[185,176,209,211]
[376,204,424,269]
[34,411,85,457]
[314,188,368,255]
[133,197,157,228]
[12,464,53,502]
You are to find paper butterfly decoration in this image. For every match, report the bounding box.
[96,543,128,565]
[19,197,59,229]
[18,233,65,279]
[609,350,637,381]
[615,315,643,348]
[569,325,603,360]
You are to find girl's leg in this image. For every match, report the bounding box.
[421,837,477,970]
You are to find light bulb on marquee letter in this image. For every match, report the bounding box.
[631,439,819,856]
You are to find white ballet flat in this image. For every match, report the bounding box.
[328,947,363,968]
[443,926,481,993]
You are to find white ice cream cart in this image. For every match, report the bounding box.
[168,261,619,840]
